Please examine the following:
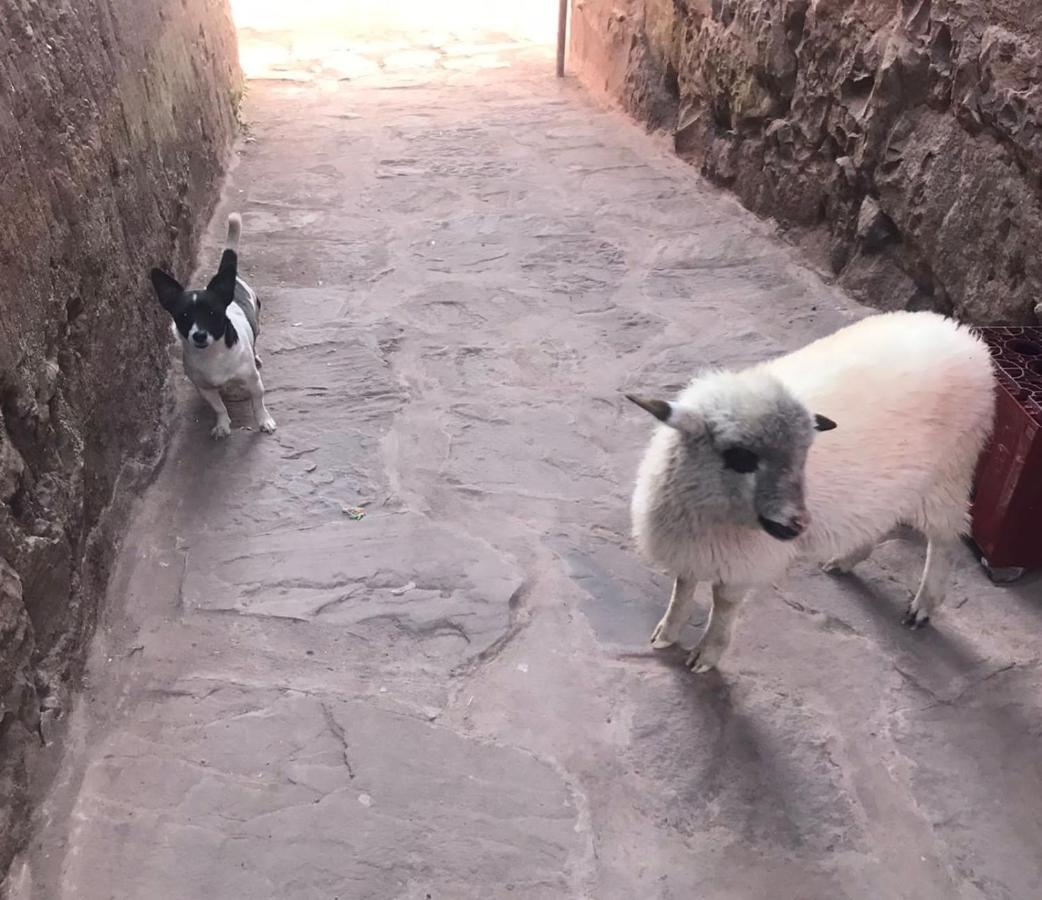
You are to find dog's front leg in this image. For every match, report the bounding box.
[198,387,232,439]
[246,369,276,434]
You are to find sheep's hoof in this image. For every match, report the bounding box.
[650,621,676,649]
[981,559,1025,584]
[821,559,851,576]
[902,606,930,630]
[685,645,719,673]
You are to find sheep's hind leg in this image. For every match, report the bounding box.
[822,542,874,575]
[651,576,698,649]
[903,534,957,629]
[687,584,746,673]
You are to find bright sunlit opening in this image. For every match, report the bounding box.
[231,0,557,43]
[231,0,557,80]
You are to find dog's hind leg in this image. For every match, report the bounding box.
[198,387,232,439]
[246,368,276,434]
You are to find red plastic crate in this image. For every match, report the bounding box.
[971,326,1042,572]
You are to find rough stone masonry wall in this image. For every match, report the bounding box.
[0,0,239,876]
[570,0,1042,324]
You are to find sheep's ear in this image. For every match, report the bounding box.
[626,394,673,423]
[814,414,837,432]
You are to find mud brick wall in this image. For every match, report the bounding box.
[570,0,1042,324]
[0,0,239,875]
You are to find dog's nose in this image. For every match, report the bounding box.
[192,332,208,346]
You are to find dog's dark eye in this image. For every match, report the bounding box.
[722,447,759,473]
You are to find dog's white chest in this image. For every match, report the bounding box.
[182,344,247,390]
[179,306,257,391]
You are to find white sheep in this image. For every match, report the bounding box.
[627,311,996,672]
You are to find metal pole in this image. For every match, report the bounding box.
[556,0,568,77]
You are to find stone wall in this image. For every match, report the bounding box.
[0,0,239,875]
[570,0,1042,324]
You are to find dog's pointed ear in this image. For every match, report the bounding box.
[814,414,837,432]
[207,249,237,307]
[150,268,184,312]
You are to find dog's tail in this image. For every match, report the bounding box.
[225,213,242,253]
[209,214,242,304]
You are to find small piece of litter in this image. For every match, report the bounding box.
[358,793,373,807]
[342,506,366,520]
[517,662,529,674]
[390,581,416,596]
[304,462,317,473]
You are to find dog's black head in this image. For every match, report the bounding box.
[150,249,239,350]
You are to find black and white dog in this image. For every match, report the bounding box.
[150,214,276,439]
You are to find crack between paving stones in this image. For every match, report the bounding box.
[449,578,530,680]
[894,661,1025,712]
[357,612,474,644]
[780,594,863,638]
[942,661,1020,707]
[320,700,356,780]
[132,677,445,726]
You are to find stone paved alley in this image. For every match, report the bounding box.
[7,21,1042,900]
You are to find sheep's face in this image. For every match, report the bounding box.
[627,378,836,541]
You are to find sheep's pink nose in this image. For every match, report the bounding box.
[759,512,808,542]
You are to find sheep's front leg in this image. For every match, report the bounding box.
[903,535,957,629]
[687,583,746,673]
[822,542,874,575]
[651,576,698,649]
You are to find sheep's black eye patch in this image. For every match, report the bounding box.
[722,447,760,473]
